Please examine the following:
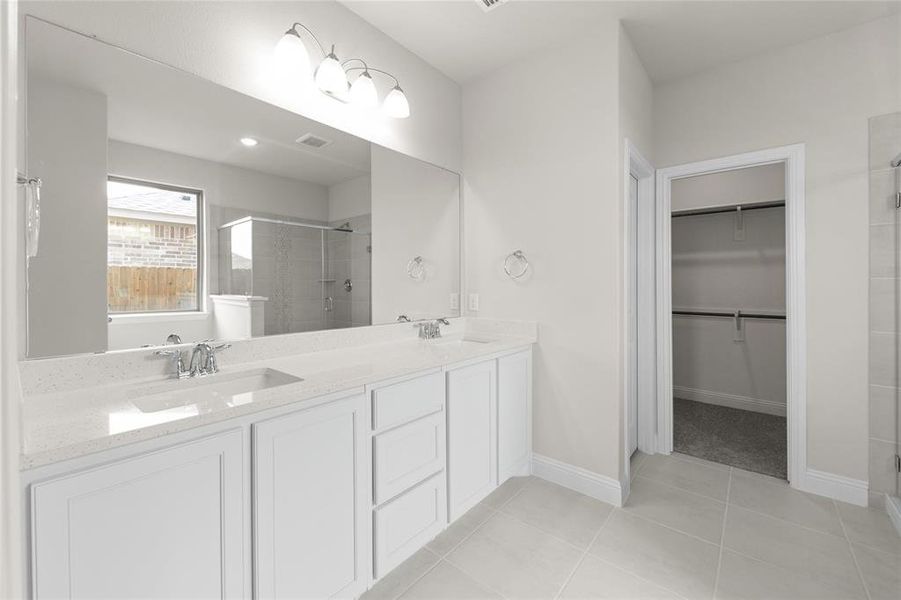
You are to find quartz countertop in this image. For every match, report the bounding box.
[21,331,534,470]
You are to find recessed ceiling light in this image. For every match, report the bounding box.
[240,137,259,147]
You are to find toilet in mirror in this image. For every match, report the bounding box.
[22,17,461,359]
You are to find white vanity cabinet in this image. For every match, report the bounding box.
[447,360,498,521]
[497,349,532,483]
[369,371,447,579]
[253,394,368,599]
[28,429,246,600]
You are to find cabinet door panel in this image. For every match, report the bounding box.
[498,350,532,482]
[447,361,497,520]
[31,429,245,600]
[253,395,367,599]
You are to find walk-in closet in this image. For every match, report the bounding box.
[671,163,787,478]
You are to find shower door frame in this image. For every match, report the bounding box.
[654,144,816,496]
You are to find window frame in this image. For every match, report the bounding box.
[106,175,206,316]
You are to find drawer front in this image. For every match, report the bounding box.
[372,372,444,431]
[373,412,445,505]
[373,473,446,579]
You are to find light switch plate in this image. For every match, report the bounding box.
[449,293,459,310]
[468,293,480,312]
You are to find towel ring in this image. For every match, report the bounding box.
[504,250,530,279]
[406,256,425,280]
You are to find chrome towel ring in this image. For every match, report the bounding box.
[406,256,425,280]
[504,250,530,279]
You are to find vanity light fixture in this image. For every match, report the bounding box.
[239,137,259,147]
[275,22,410,118]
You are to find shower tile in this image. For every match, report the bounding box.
[869,331,897,388]
[869,224,896,278]
[869,112,901,170]
[869,278,897,333]
[869,385,898,443]
[870,169,899,225]
[868,438,898,495]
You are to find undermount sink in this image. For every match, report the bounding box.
[130,368,303,413]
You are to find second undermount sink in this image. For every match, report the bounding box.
[130,368,303,413]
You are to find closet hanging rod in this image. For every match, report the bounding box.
[673,309,786,320]
[671,200,784,218]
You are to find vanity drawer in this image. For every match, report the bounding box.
[373,411,445,504]
[373,472,446,579]
[371,371,444,431]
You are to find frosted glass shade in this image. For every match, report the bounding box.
[273,31,311,79]
[315,52,348,94]
[383,86,410,119]
[349,72,379,108]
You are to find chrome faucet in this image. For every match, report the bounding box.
[155,341,231,378]
[416,318,451,340]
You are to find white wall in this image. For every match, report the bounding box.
[27,77,108,357]
[21,0,461,173]
[370,145,459,323]
[464,22,623,480]
[671,162,785,212]
[328,175,371,223]
[655,14,901,481]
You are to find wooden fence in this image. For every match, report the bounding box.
[108,266,197,312]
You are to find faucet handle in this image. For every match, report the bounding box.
[211,343,231,353]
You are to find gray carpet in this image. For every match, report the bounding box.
[674,398,787,479]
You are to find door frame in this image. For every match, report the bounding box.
[654,144,806,486]
[622,139,654,496]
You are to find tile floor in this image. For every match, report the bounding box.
[361,452,901,600]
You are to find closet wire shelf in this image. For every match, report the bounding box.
[672,309,785,320]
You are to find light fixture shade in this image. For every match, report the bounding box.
[349,72,379,108]
[315,50,348,94]
[383,85,410,118]
[274,30,311,79]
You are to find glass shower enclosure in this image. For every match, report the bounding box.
[217,216,371,335]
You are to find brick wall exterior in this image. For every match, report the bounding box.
[108,217,197,268]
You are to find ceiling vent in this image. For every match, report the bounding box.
[295,133,332,149]
[476,0,509,12]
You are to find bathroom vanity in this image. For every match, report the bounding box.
[19,320,534,599]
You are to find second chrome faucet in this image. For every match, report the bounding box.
[155,341,232,379]
[416,318,450,340]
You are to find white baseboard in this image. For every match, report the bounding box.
[531,453,623,507]
[794,468,868,507]
[674,386,786,417]
[886,495,901,538]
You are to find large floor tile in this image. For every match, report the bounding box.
[723,505,865,596]
[446,512,582,599]
[500,477,613,548]
[398,561,501,600]
[590,510,719,600]
[362,548,441,600]
[728,470,843,535]
[837,502,901,555]
[426,503,494,556]
[559,554,680,599]
[631,450,649,480]
[716,550,866,600]
[852,543,901,600]
[636,453,731,501]
[624,476,726,542]
[478,475,532,509]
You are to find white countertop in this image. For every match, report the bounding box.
[21,333,534,470]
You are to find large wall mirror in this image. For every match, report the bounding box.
[23,17,461,359]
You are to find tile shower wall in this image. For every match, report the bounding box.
[327,214,372,330]
[868,112,900,503]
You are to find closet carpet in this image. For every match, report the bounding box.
[673,398,787,479]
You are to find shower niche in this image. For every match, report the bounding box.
[218,215,372,335]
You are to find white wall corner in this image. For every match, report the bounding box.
[795,468,868,507]
[531,453,623,508]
